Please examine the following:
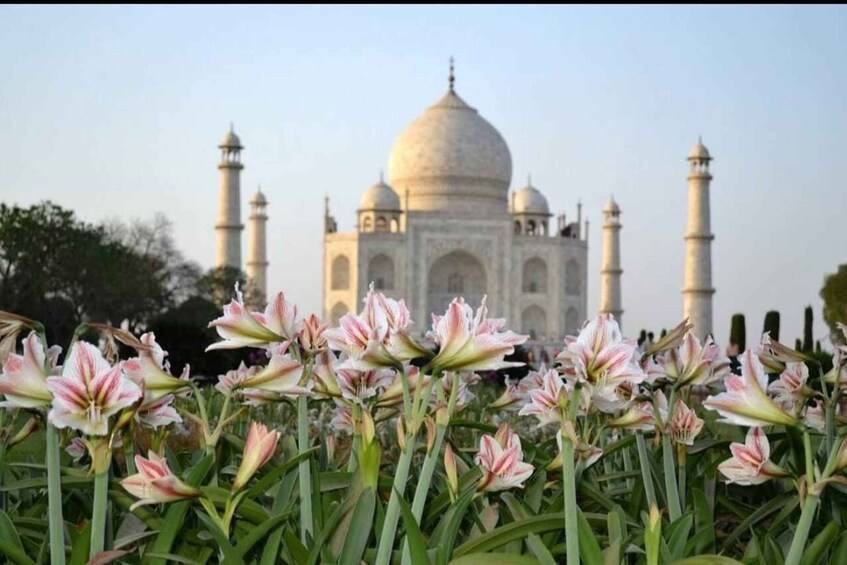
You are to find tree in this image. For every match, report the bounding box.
[0,202,181,344]
[821,264,847,344]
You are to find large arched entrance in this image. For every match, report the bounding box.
[426,251,487,317]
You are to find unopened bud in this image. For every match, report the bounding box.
[8,417,40,448]
[425,417,436,453]
[444,443,459,500]
[396,416,407,452]
[835,438,847,473]
[435,404,450,426]
[361,410,376,447]
[325,435,336,466]
[89,437,113,475]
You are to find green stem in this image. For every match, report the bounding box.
[622,437,635,491]
[662,433,682,521]
[347,405,362,473]
[90,470,110,558]
[374,437,416,565]
[297,394,313,544]
[401,424,447,565]
[803,429,814,482]
[677,448,687,511]
[46,425,66,565]
[561,428,579,565]
[784,493,820,565]
[636,432,658,509]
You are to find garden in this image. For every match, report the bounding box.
[0,284,846,564]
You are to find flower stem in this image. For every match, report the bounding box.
[401,424,447,565]
[561,427,579,565]
[89,469,110,559]
[677,447,687,511]
[297,394,313,544]
[46,425,66,565]
[374,437,416,565]
[636,432,658,509]
[784,493,820,565]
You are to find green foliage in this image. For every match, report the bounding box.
[802,305,814,352]
[821,263,847,342]
[763,310,781,341]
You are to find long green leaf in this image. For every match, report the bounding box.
[829,530,847,564]
[68,521,92,565]
[397,488,428,565]
[799,520,840,565]
[259,471,298,565]
[665,514,693,560]
[234,508,295,557]
[282,527,308,565]
[142,554,202,565]
[453,513,566,558]
[0,509,23,552]
[449,554,538,565]
[245,448,319,499]
[338,487,376,565]
[672,557,745,565]
[0,538,35,565]
[578,508,603,564]
[719,494,795,552]
[195,511,245,565]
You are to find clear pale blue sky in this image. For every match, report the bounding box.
[1,5,845,347]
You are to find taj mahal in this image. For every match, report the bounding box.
[213,63,717,348]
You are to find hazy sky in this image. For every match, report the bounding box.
[1,5,845,347]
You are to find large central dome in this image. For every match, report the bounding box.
[387,88,512,216]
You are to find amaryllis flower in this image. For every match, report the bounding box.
[553,432,604,470]
[123,333,191,404]
[218,344,310,403]
[232,422,281,491]
[311,350,342,398]
[66,436,87,460]
[476,425,534,492]
[717,427,789,485]
[608,401,655,431]
[805,400,825,432]
[299,314,328,354]
[432,372,480,412]
[338,367,394,405]
[670,400,704,445]
[758,333,813,374]
[330,403,354,434]
[517,369,569,426]
[557,314,644,413]
[45,342,142,436]
[0,331,60,409]
[642,318,693,357]
[376,366,431,408]
[135,394,181,428]
[768,362,811,406]
[703,349,796,428]
[662,332,730,388]
[489,369,548,411]
[121,451,199,509]
[428,296,528,373]
[207,287,300,351]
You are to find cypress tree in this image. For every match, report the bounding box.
[763,311,781,342]
[729,313,746,354]
[803,305,814,352]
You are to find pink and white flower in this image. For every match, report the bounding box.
[662,332,730,388]
[0,331,60,409]
[428,296,528,373]
[670,400,704,445]
[123,332,191,403]
[217,343,310,403]
[337,367,394,405]
[45,342,142,436]
[703,348,796,428]
[768,362,811,407]
[717,427,789,485]
[517,369,569,426]
[311,350,342,398]
[135,394,182,428]
[207,287,300,351]
[557,314,644,413]
[376,366,431,408]
[476,425,534,492]
[121,451,199,509]
[433,372,481,411]
[489,369,548,411]
[232,422,281,491]
[330,403,354,434]
[299,314,328,354]
[642,318,693,357]
[758,333,813,374]
[608,400,655,431]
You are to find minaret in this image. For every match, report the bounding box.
[246,187,269,307]
[215,125,244,269]
[600,196,623,325]
[683,138,715,339]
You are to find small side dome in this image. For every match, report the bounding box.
[359,178,401,211]
[603,196,620,215]
[250,189,267,206]
[688,139,710,160]
[220,129,242,149]
[513,182,550,215]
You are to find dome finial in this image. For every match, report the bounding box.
[449,56,455,92]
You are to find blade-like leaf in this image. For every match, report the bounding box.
[719,494,795,552]
[195,510,245,565]
[453,513,566,558]
[672,557,745,565]
[234,508,295,557]
[338,487,376,565]
[800,520,840,565]
[449,554,539,565]
[0,509,23,552]
[397,487,428,565]
[0,538,35,565]
[578,508,603,565]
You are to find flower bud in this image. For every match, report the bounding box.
[396,416,407,452]
[7,417,40,448]
[835,437,847,473]
[233,422,280,491]
[425,417,436,453]
[360,410,376,448]
[325,435,336,466]
[444,443,459,500]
